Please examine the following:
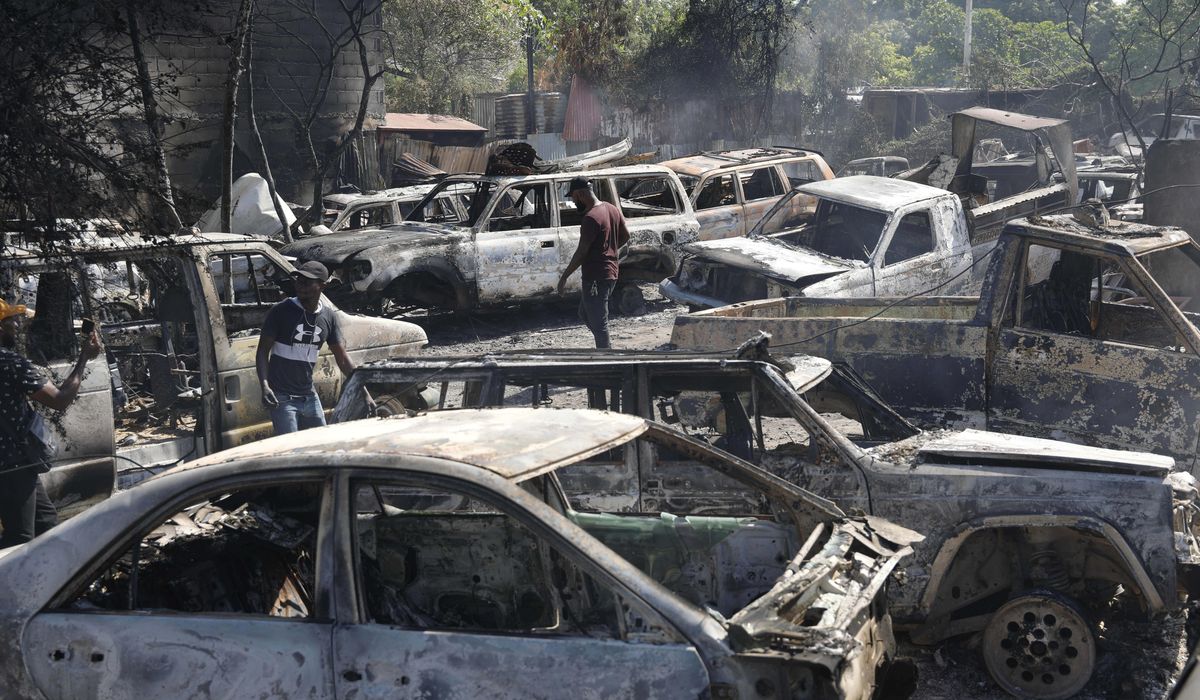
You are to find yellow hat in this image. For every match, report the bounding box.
[0,298,28,321]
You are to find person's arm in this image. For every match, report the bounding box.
[256,329,278,407]
[617,212,631,248]
[329,342,356,377]
[558,222,597,295]
[31,330,102,411]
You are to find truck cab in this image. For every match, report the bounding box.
[1,233,427,515]
[661,176,976,308]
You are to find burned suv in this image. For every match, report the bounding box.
[282,165,699,315]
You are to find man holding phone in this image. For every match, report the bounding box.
[255,261,355,434]
[0,298,101,547]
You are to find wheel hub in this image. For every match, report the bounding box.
[982,592,1095,699]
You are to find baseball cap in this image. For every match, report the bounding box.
[292,261,331,282]
[567,177,591,194]
[0,298,28,322]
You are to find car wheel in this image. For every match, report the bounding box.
[610,284,646,316]
[982,590,1096,699]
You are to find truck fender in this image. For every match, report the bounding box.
[919,514,1165,616]
[383,262,472,311]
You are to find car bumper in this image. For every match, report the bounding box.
[659,279,728,310]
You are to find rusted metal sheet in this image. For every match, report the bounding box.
[563,74,603,142]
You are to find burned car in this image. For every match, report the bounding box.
[333,344,1200,698]
[661,147,835,241]
[0,408,913,700]
[282,165,699,315]
[660,176,984,309]
[0,232,427,514]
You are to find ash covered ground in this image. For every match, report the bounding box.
[402,282,1192,700]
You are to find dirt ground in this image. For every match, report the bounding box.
[402,283,1192,700]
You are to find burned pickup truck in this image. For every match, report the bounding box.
[331,344,1199,698]
[661,176,983,308]
[672,214,1200,475]
[282,165,699,314]
[1,233,426,516]
[1,408,914,700]
[662,107,1080,309]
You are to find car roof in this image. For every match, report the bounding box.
[178,408,649,483]
[797,175,950,211]
[662,148,820,177]
[1007,215,1193,255]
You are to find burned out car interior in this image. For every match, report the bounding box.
[333,352,919,509]
[45,428,841,648]
[1008,237,1200,351]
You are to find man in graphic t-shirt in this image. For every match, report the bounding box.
[256,261,355,434]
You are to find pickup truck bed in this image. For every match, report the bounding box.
[672,295,992,429]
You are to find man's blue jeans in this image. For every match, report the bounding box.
[270,392,326,434]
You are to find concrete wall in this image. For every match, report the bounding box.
[1144,139,1200,240]
[150,0,386,208]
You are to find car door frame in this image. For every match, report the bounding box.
[735,165,790,237]
[471,180,563,305]
[985,238,1200,467]
[20,469,339,700]
[327,465,715,700]
[690,171,746,241]
[871,198,970,296]
[199,243,344,448]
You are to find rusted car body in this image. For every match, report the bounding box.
[660,177,981,309]
[0,408,913,700]
[330,346,1199,698]
[902,107,1078,238]
[672,215,1200,476]
[838,157,910,178]
[315,184,442,234]
[661,147,835,241]
[281,165,699,313]
[0,233,426,515]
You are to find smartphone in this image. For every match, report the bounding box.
[80,318,95,336]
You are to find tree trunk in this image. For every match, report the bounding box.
[221,0,255,233]
[245,33,293,243]
[125,0,182,233]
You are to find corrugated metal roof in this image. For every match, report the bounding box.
[381,113,487,133]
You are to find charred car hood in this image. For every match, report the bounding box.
[683,237,858,287]
[726,517,918,671]
[873,429,1175,477]
[282,223,455,265]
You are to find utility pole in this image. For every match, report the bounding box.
[963,0,973,82]
[525,33,535,136]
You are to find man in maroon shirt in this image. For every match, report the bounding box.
[557,177,630,348]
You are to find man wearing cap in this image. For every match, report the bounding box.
[0,298,101,547]
[557,176,630,348]
[256,261,355,434]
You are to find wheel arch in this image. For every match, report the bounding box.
[921,515,1165,614]
[382,262,472,311]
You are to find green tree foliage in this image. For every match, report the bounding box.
[0,0,207,237]
[382,0,538,115]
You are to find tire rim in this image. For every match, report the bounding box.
[982,592,1096,699]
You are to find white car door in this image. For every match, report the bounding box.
[873,202,971,296]
[473,182,563,304]
[20,479,335,700]
[331,477,710,700]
